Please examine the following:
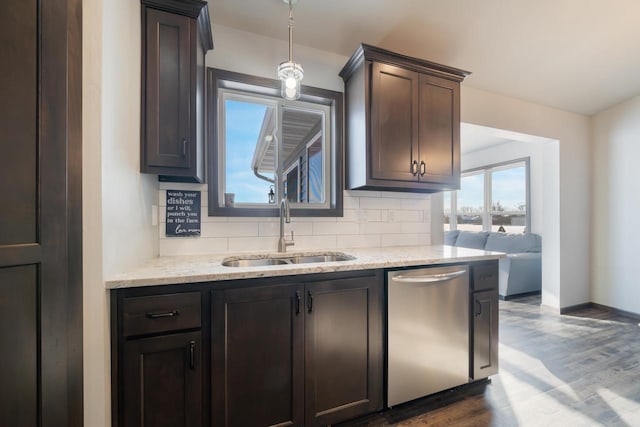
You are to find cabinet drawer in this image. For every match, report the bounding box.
[472,262,498,291]
[122,292,201,337]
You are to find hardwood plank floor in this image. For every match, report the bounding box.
[339,296,640,427]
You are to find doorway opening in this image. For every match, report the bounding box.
[441,123,560,307]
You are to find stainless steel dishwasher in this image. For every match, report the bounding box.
[387,265,469,406]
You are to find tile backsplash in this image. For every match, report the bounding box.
[158,183,431,256]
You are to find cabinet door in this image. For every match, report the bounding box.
[370,62,419,182]
[212,284,305,427]
[417,74,460,187]
[472,290,499,379]
[305,272,383,426]
[122,331,201,427]
[143,8,193,171]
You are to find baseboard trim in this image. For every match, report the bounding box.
[561,301,640,320]
[499,290,541,301]
[560,302,593,314]
[592,302,640,321]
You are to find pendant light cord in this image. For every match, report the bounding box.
[288,0,294,62]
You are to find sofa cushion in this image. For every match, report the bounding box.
[454,231,490,250]
[485,232,541,253]
[444,230,460,245]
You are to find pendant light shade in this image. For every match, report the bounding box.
[278,62,303,100]
[278,0,303,100]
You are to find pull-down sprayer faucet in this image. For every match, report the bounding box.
[278,197,295,252]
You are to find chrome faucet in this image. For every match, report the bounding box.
[278,197,295,252]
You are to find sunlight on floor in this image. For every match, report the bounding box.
[597,388,640,425]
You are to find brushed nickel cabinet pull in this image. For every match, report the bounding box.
[145,309,180,319]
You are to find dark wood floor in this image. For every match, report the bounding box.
[340,296,640,426]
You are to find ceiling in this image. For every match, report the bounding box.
[211,0,640,115]
[460,123,556,155]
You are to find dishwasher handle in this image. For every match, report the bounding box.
[391,269,467,284]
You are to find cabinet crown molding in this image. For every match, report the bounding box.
[339,43,471,83]
[141,0,213,50]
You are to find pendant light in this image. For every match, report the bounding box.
[277,0,303,100]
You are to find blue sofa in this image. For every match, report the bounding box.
[445,230,542,299]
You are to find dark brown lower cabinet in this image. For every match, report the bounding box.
[472,290,499,379]
[122,331,202,427]
[305,274,383,426]
[212,284,305,427]
[211,271,383,427]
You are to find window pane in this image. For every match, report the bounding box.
[491,165,526,233]
[225,100,273,204]
[457,173,484,231]
[306,139,323,203]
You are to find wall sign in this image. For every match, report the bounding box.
[166,190,201,237]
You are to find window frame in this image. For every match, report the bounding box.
[207,68,344,217]
[446,157,531,233]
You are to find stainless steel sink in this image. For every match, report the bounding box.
[221,258,290,267]
[222,252,355,267]
[286,254,353,264]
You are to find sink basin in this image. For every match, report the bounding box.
[222,252,355,267]
[221,258,290,267]
[286,254,353,264]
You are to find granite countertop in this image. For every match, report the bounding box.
[105,245,505,289]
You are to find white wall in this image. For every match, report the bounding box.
[461,87,590,310]
[82,0,108,426]
[209,25,347,91]
[83,0,160,426]
[101,0,159,278]
[592,95,640,315]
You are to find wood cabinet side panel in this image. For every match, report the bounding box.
[344,64,368,190]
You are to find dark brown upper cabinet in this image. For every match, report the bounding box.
[340,44,470,193]
[140,0,213,183]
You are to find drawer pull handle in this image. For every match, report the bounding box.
[295,291,301,315]
[146,309,180,319]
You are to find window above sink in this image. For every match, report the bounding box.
[207,68,344,217]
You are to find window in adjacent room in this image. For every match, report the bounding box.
[445,158,530,233]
